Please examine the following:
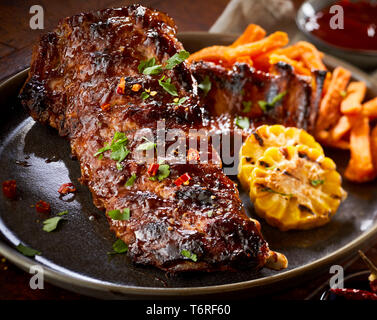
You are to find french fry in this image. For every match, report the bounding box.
[340,81,367,114]
[370,124,377,174]
[234,55,253,66]
[317,129,350,149]
[224,31,289,62]
[363,97,377,119]
[344,114,376,182]
[316,66,352,132]
[187,45,228,63]
[230,24,266,48]
[269,54,311,76]
[330,115,352,141]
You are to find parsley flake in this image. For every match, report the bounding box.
[149,164,170,181]
[136,137,156,151]
[95,132,130,168]
[164,50,190,70]
[198,76,212,96]
[108,208,130,221]
[181,249,197,262]
[125,173,137,187]
[158,76,178,96]
[138,57,162,75]
[258,91,287,113]
[172,97,188,105]
[16,244,41,257]
[242,101,252,113]
[141,91,150,100]
[108,239,128,255]
[235,116,250,130]
[310,179,324,187]
[43,216,64,232]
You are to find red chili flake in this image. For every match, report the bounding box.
[116,77,126,94]
[330,288,377,300]
[2,180,17,199]
[100,103,111,111]
[131,84,142,92]
[174,173,191,187]
[35,200,51,214]
[58,183,77,195]
[187,148,200,162]
[147,163,160,176]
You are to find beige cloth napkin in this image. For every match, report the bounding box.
[210,0,377,81]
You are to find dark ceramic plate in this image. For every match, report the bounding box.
[1,32,377,299]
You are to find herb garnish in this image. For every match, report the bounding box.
[108,239,128,255]
[136,137,156,151]
[173,97,188,105]
[43,216,64,232]
[235,116,250,130]
[57,210,68,216]
[164,50,190,70]
[158,76,178,96]
[141,91,150,100]
[310,179,324,187]
[149,164,170,181]
[94,132,130,168]
[181,249,197,262]
[242,101,252,113]
[258,91,287,113]
[198,76,212,96]
[16,244,41,257]
[125,173,137,187]
[138,50,189,75]
[108,208,130,221]
[138,57,162,75]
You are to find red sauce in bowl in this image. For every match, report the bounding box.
[304,0,377,51]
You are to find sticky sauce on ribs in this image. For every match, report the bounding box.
[18,5,324,272]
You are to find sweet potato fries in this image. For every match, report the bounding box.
[189,24,377,183]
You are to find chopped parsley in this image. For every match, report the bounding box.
[141,91,150,100]
[138,50,189,75]
[158,76,178,96]
[16,244,41,257]
[43,216,64,232]
[258,91,287,113]
[57,210,68,216]
[242,101,252,113]
[136,137,156,151]
[138,57,162,75]
[125,173,137,187]
[164,50,190,70]
[173,97,188,105]
[310,179,324,187]
[108,239,128,255]
[235,116,250,130]
[181,249,197,262]
[149,164,170,181]
[108,208,130,221]
[198,76,211,96]
[207,210,213,217]
[94,132,130,168]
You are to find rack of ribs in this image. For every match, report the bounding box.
[17,4,326,273]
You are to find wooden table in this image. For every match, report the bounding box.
[1,0,377,300]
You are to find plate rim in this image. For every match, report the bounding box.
[1,31,377,298]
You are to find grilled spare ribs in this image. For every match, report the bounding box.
[17,4,327,273]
